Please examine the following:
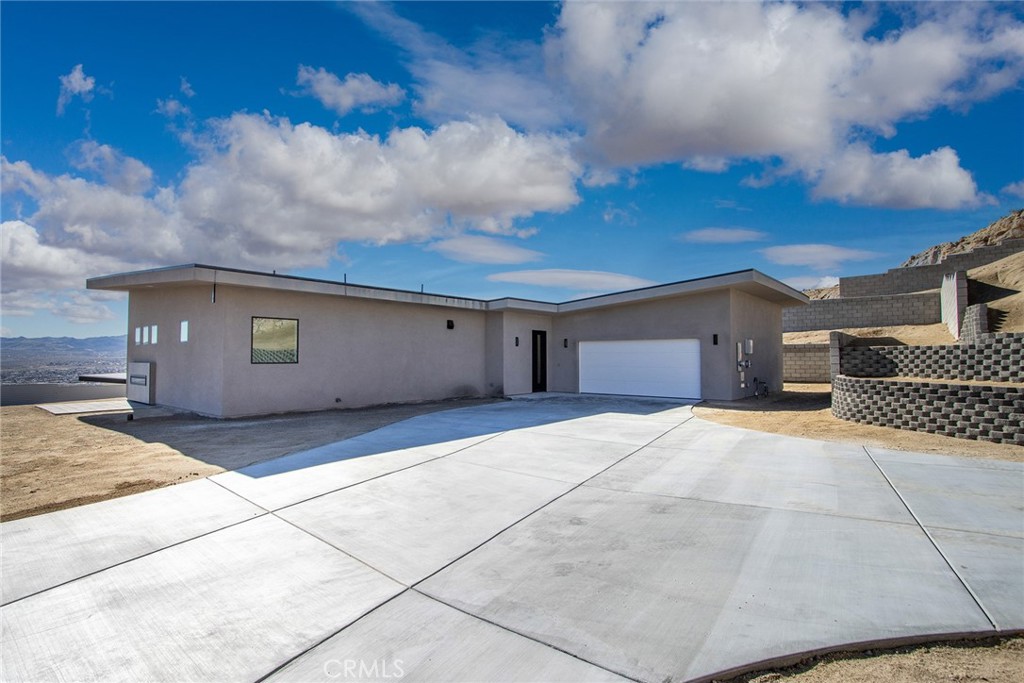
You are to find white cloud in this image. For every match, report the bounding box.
[70,140,154,195]
[1001,180,1024,198]
[547,2,1022,207]
[175,113,579,267]
[296,66,405,116]
[488,269,656,293]
[156,98,191,119]
[54,292,119,324]
[1,220,131,325]
[0,220,137,291]
[761,244,879,271]
[56,64,96,115]
[784,275,840,291]
[3,114,580,290]
[682,228,767,244]
[180,76,195,98]
[352,3,571,131]
[810,145,987,210]
[427,235,543,264]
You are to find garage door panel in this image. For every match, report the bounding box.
[579,340,701,399]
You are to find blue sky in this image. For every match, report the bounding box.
[2,1,1023,338]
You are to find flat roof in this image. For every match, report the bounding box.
[88,263,808,311]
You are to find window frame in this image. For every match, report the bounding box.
[250,316,299,365]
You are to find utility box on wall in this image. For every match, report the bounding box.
[127,362,155,404]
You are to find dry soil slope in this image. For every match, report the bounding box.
[968,249,1024,332]
[901,208,1024,267]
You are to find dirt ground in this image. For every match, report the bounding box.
[0,397,497,522]
[723,636,1024,683]
[2,389,1021,681]
[783,323,956,346]
[694,383,1023,462]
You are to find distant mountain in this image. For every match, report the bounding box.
[900,208,1024,267]
[1,335,127,384]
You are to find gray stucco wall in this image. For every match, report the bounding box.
[730,289,784,395]
[217,286,489,417]
[128,286,225,416]
[499,311,554,396]
[130,284,489,417]
[124,281,788,415]
[550,289,741,400]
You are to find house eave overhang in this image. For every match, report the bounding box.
[88,265,808,313]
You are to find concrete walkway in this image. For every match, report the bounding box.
[2,396,1021,682]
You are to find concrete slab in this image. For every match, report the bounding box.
[589,435,913,524]
[278,458,573,585]
[868,450,1024,538]
[449,430,641,484]
[929,528,1024,630]
[268,590,628,682]
[525,412,683,446]
[1,478,263,604]
[36,398,131,414]
[212,435,490,511]
[420,486,991,683]
[1,516,403,682]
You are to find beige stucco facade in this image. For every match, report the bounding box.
[93,265,805,417]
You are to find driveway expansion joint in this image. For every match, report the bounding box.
[862,445,1001,631]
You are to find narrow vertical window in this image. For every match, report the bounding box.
[180,320,189,343]
[135,327,141,345]
[143,326,150,344]
[151,325,158,345]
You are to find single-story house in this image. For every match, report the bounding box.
[88,264,808,418]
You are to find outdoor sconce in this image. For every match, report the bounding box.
[515,336,519,346]
[713,334,719,345]
[447,320,454,329]
[563,338,568,348]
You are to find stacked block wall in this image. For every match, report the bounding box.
[959,304,990,345]
[839,239,1024,297]
[832,376,1024,445]
[782,291,939,333]
[782,344,830,382]
[838,333,1023,382]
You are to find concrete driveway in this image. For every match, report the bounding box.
[2,396,1022,682]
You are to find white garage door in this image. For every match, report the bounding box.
[578,339,701,399]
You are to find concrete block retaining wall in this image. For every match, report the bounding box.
[832,375,1024,445]
[960,304,990,344]
[782,344,830,382]
[837,332,1023,383]
[782,291,939,333]
[839,239,1024,297]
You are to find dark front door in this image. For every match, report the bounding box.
[531,330,547,392]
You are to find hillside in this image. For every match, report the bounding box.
[900,208,1024,267]
[968,250,1024,333]
[1,336,127,384]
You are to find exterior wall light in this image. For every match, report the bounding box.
[447,320,454,329]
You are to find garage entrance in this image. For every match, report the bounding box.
[578,339,701,399]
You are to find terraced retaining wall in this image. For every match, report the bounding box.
[839,239,1024,297]
[837,332,1023,382]
[782,344,830,382]
[832,375,1024,445]
[782,290,939,333]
